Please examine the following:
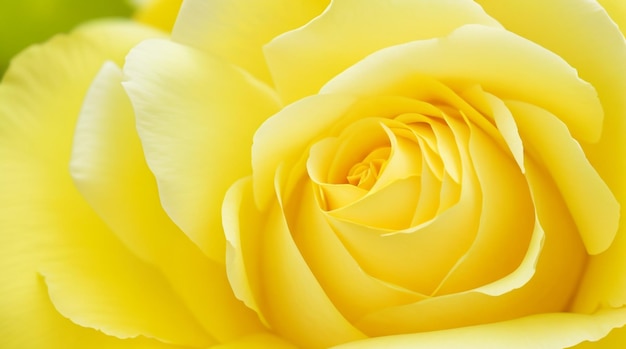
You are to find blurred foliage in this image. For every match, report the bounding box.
[0,0,133,77]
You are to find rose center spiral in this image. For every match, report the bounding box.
[346,146,390,190]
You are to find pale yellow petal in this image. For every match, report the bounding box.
[290,176,426,321]
[256,166,367,348]
[475,0,626,310]
[346,137,585,337]
[434,113,535,295]
[123,38,280,263]
[264,0,500,103]
[322,24,604,143]
[329,177,421,230]
[0,20,162,150]
[484,93,525,172]
[0,21,183,348]
[222,177,265,320]
[71,62,264,343]
[252,94,357,208]
[326,170,479,295]
[172,0,329,84]
[332,308,626,349]
[507,101,619,255]
[41,228,212,346]
[599,0,626,36]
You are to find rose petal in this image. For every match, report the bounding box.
[172,0,329,84]
[598,0,626,36]
[506,101,619,256]
[472,0,626,316]
[264,0,501,103]
[70,62,265,343]
[483,93,525,172]
[331,308,626,349]
[433,111,535,295]
[329,177,422,230]
[253,94,358,208]
[289,176,427,321]
[475,0,626,314]
[355,157,586,336]
[123,38,280,263]
[325,168,479,295]
[224,175,367,348]
[222,177,266,322]
[322,24,604,143]
[0,21,193,348]
[133,0,182,32]
[209,332,298,349]
[40,232,212,347]
[470,0,626,186]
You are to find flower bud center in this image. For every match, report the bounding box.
[346,147,390,189]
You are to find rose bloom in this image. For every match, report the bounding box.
[2,0,626,348]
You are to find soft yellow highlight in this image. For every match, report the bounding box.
[0,21,202,348]
[123,38,281,263]
[172,0,329,84]
[70,62,265,343]
[265,0,501,103]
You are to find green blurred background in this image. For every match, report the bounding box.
[0,0,134,77]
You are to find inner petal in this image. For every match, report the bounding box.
[347,146,390,190]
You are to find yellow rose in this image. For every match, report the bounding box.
[2,1,626,349]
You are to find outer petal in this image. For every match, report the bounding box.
[225,177,367,348]
[598,0,626,36]
[123,39,280,263]
[0,22,200,348]
[506,101,619,255]
[208,333,297,349]
[264,0,501,103]
[330,308,626,349]
[474,0,626,316]
[322,24,604,143]
[71,62,264,343]
[133,0,183,32]
[172,0,329,84]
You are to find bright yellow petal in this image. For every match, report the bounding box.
[288,176,426,321]
[484,92,525,172]
[134,0,182,32]
[325,150,479,296]
[123,38,280,263]
[232,171,367,348]
[476,0,626,196]
[264,0,501,103]
[355,156,586,335]
[223,177,266,321]
[506,101,619,255]
[322,24,604,143]
[475,0,626,312]
[172,0,329,84]
[434,111,535,295]
[70,62,264,343]
[252,94,357,208]
[209,333,297,349]
[331,308,626,349]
